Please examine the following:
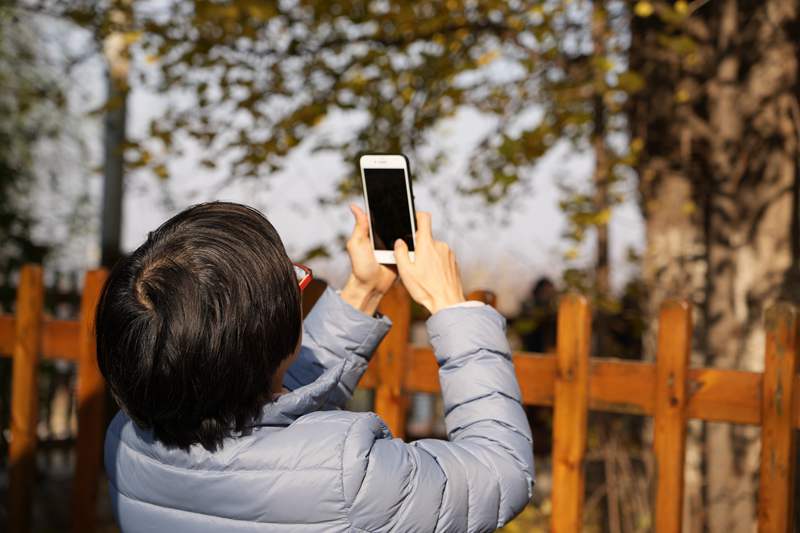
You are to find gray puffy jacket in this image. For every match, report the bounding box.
[105,287,534,532]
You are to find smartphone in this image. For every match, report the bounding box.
[359,154,417,264]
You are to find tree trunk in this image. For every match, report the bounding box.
[629,10,707,528]
[100,1,131,269]
[702,1,799,528]
[629,0,800,530]
[592,2,610,300]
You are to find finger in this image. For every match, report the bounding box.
[349,203,369,240]
[394,239,412,274]
[415,211,433,243]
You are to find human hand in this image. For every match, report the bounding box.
[341,204,397,314]
[394,212,465,315]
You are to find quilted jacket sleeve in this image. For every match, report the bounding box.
[283,286,391,408]
[345,305,534,532]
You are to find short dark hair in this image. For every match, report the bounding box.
[96,201,301,451]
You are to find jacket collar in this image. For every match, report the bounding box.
[250,358,345,428]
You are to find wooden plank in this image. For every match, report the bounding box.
[551,294,591,532]
[0,315,13,354]
[653,301,692,533]
[360,363,378,389]
[689,367,761,425]
[757,303,798,532]
[373,284,411,438]
[404,347,441,393]
[395,348,769,425]
[402,350,652,415]
[72,269,109,533]
[1,317,82,361]
[42,319,81,360]
[8,264,44,533]
[514,353,557,406]
[402,349,559,405]
[590,359,654,415]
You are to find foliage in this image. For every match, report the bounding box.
[10,0,714,277]
[0,4,66,278]
[129,0,559,198]
[12,0,662,275]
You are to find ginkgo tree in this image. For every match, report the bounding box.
[21,0,643,283]
[150,1,644,309]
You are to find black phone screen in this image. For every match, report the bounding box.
[364,168,415,251]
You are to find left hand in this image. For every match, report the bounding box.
[341,204,397,314]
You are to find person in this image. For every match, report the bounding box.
[98,201,534,532]
[517,277,558,354]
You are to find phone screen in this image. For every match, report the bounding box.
[364,168,415,251]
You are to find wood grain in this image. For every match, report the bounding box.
[71,269,109,533]
[653,301,692,533]
[8,265,44,533]
[551,294,591,532]
[757,304,798,532]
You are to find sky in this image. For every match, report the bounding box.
[29,14,645,315]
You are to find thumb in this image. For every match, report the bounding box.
[349,203,369,240]
[394,239,412,273]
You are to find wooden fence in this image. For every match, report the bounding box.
[1,265,797,532]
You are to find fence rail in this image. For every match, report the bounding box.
[1,265,797,532]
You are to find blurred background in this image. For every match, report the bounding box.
[0,0,798,531]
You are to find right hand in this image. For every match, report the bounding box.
[394,212,466,315]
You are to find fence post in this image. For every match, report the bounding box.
[653,301,692,533]
[551,294,591,532]
[466,289,497,308]
[757,303,798,532]
[8,264,44,533]
[374,283,411,438]
[71,269,109,533]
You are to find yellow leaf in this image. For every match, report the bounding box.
[145,54,159,64]
[154,164,169,180]
[617,70,645,92]
[477,50,500,66]
[122,31,142,45]
[594,55,614,72]
[508,16,525,31]
[675,1,689,15]
[634,1,654,17]
[595,208,611,225]
[350,72,366,86]
[682,201,696,215]
[245,3,275,21]
[630,137,644,153]
[675,88,690,103]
